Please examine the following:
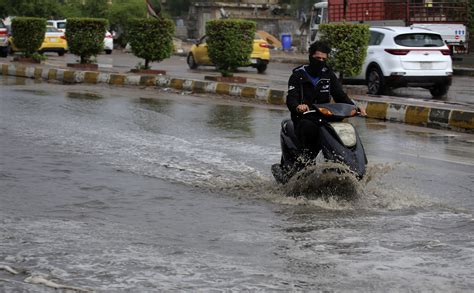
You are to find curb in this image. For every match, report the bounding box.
[1,63,286,105]
[356,100,473,132]
[453,68,474,77]
[1,63,473,133]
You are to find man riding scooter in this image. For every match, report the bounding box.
[271,41,367,183]
[287,41,366,158]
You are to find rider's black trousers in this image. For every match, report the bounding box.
[295,119,321,158]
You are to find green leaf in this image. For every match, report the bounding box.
[66,18,108,64]
[319,23,370,79]
[11,17,46,57]
[126,18,175,67]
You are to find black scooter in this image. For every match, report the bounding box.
[271,103,367,184]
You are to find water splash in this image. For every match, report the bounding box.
[283,162,362,200]
[226,161,434,212]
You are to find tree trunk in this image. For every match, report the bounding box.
[343,0,347,21]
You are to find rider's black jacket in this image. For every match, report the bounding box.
[286,64,354,123]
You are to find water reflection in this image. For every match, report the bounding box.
[66,92,104,100]
[62,91,107,116]
[137,97,173,113]
[13,89,50,96]
[363,118,388,131]
[0,76,38,86]
[207,104,254,137]
[132,97,174,134]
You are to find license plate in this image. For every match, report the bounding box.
[49,38,58,43]
[420,62,432,70]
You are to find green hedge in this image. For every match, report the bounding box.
[11,17,46,57]
[66,18,108,64]
[126,17,175,69]
[206,19,256,77]
[319,23,370,80]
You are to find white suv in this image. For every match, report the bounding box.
[47,19,67,32]
[350,26,453,98]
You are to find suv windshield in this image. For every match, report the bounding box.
[57,22,66,29]
[394,33,444,47]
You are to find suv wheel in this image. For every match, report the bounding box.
[187,53,198,69]
[367,66,386,95]
[430,84,449,99]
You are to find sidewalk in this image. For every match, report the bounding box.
[1,56,473,133]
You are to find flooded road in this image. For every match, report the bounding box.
[44,53,474,106]
[1,77,473,291]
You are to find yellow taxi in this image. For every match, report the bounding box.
[10,26,68,56]
[187,33,271,73]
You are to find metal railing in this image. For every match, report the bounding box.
[328,0,468,24]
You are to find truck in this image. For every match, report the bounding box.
[308,0,469,54]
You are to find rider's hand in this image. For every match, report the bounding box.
[297,104,309,113]
[358,106,367,116]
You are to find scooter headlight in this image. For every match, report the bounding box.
[330,122,357,147]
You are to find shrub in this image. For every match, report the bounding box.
[319,23,370,80]
[206,19,256,77]
[126,18,175,69]
[66,18,108,64]
[11,17,46,57]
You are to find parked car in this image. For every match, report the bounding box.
[39,26,68,56]
[104,30,113,55]
[348,26,453,97]
[187,33,271,73]
[46,19,67,32]
[10,26,68,56]
[0,20,9,57]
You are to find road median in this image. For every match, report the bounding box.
[1,62,473,133]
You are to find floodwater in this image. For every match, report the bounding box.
[1,77,473,292]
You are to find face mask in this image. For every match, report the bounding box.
[309,56,326,72]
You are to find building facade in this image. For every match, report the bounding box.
[187,0,298,42]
